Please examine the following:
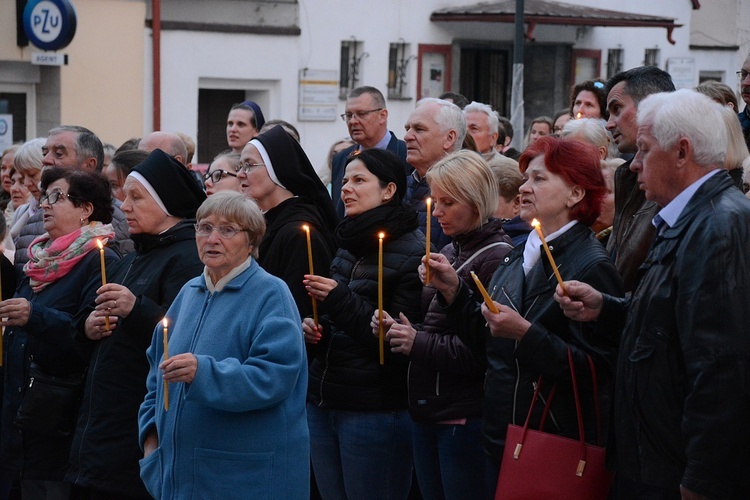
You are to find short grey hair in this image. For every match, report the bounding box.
[560,118,615,159]
[49,125,104,171]
[637,89,726,169]
[196,191,266,258]
[416,98,467,153]
[464,101,500,134]
[14,137,46,175]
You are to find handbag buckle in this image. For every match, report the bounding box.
[513,443,522,459]
[576,460,586,477]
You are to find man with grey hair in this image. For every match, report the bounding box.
[138,131,189,166]
[42,125,104,172]
[403,97,466,250]
[16,126,133,267]
[331,86,407,219]
[557,89,750,499]
[464,101,501,161]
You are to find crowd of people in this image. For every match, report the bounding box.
[0,56,749,500]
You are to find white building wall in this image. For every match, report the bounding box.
[152,0,749,177]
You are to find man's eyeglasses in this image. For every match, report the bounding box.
[340,108,383,122]
[40,190,77,206]
[203,169,238,184]
[237,160,265,174]
[194,223,247,239]
[737,70,750,81]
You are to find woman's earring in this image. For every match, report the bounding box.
[80,217,85,226]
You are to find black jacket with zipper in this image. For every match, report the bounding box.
[66,221,203,498]
[442,222,623,464]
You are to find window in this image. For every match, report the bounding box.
[606,49,623,79]
[644,48,660,67]
[340,39,366,99]
[387,41,414,99]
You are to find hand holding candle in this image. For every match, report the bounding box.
[531,219,566,294]
[302,225,319,326]
[97,240,110,331]
[470,271,499,314]
[378,232,385,365]
[163,318,169,411]
[425,197,432,285]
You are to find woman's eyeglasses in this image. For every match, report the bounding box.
[39,190,77,206]
[203,169,239,184]
[194,223,247,239]
[237,161,265,175]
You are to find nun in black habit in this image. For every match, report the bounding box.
[238,125,337,323]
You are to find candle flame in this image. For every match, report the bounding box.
[302,224,309,232]
[163,317,168,328]
[426,197,432,207]
[531,218,540,228]
[576,112,582,119]
[97,239,104,249]
[378,232,385,240]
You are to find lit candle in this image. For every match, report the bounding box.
[576,112,582,119]
[425,197,432,285]
[302,225,319,326]
[163,317,169,411]
[531,219,566,294]
[378,232,385,365]
[470,271,499,314]
[97,240,110,331]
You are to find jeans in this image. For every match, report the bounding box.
[411,419,485,500]
[307,403,413,500]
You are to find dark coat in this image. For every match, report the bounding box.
[257,197,336,321]
[307,228,425,411]
[605,160,659,291]
[0,248,118,482]
[330,133,408,219]
[66,221,203,498]
[606,171,750,498]
[444,222,623,464]
[408,219,513,422]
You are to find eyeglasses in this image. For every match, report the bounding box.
[340,108,383,122]
[737,70,750,81]
[237,160,265,174]
[39,190,77,207]
[194,223,247,239]
[203,169,238,184]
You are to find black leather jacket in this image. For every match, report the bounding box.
[444,222,623,463]
[603,171,750,498]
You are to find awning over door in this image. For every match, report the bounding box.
[431,0,682,44]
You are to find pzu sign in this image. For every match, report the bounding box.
[23,0,77,51]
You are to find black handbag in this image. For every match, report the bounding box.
[14,362,86,437]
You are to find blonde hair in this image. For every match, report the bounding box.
[718,105,749,170]
[426,150,499,231]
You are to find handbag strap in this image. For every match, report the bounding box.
[514,347,601,478]
[455,241,512,274]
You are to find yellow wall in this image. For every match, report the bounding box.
[60,0,145,146]
[0,1,27,60]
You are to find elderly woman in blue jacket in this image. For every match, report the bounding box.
[138,191,309,499]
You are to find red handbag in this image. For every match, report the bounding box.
[494,349,613,500]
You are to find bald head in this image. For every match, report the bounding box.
[139,132,188,166]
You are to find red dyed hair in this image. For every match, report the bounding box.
[518,136,605,226]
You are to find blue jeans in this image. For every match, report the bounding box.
[307,403,413,500]
[412,419,486,500]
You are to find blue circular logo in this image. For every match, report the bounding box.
[23,0,77,51]
[0,119,7,136]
